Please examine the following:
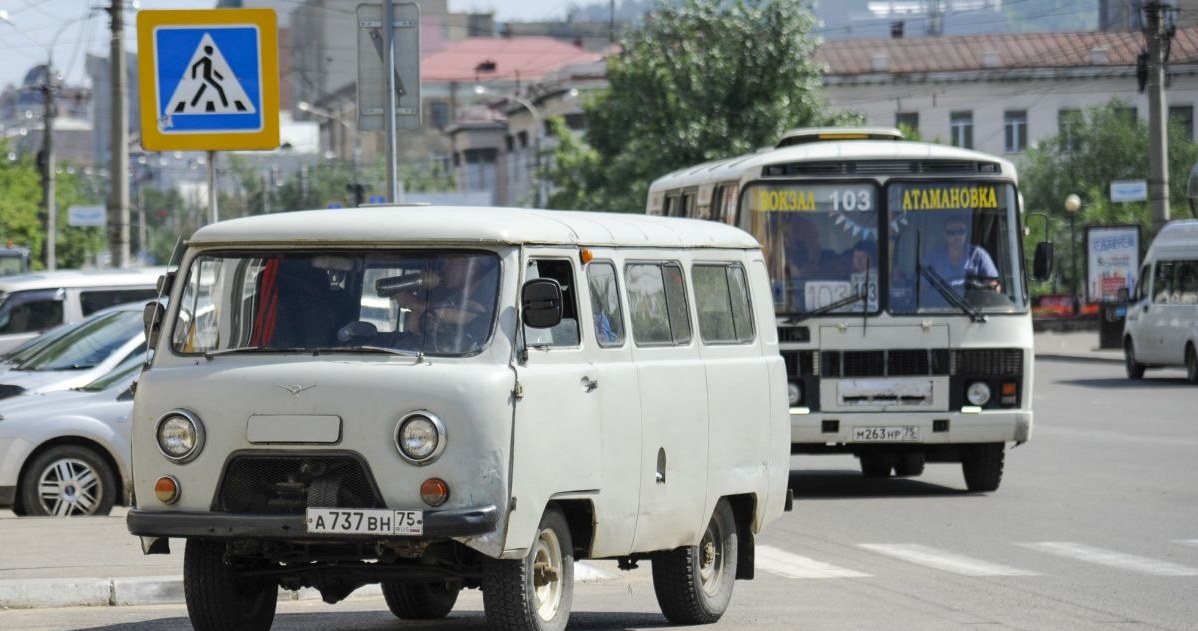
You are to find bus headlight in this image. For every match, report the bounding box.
[156,410,204,463]
[395,411,446,465]
[966,382,992,407]
[788,382,802,406]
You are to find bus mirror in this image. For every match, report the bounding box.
[143,301,166,348]
[1032,242,1054,282]
[522,278,563,329]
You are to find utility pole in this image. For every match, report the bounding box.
[108,0,130,267]
[1144,1,1171,237]
[39,68,56,270]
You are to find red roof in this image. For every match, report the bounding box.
[422,37,603,82]
[817,26,1198,76]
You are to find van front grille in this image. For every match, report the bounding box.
[214,453,384,514]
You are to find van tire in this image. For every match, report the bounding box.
[183,539,277,631]
[1186,345,1198,385]
[651,498,737,625]
[482,507,574,631]
[381,581,459,619]
[859,454,893,478]
[1125,339,1146,380]
[19,445,117,517]
[961,443,1004,492]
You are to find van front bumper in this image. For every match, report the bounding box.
[127,504,499,540]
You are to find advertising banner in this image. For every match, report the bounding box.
[1085,225,1140,304]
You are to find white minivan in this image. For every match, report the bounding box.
[1123,219,1198,383]
[127,206,790,631]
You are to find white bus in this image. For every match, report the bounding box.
[647,128,1053,492]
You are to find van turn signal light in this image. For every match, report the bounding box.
[420,478,450,507]
[154,476,180,504]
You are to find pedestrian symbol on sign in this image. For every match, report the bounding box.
[165,33,255,117]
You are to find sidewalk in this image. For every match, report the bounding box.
[1032,329,1123,363]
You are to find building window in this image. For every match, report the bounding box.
[895,112,918,135]
[1058,108,1083,152]
[430,101,449,130]
[1004,110,1027,153]
[950,111,973,149]
[1170,105,1194,141]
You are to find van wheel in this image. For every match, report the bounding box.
[894,453,925,477]
[483,507,573,631]
[651,499,737,625]
[1125,339,1146,380]
[859,454,893,478]
[382,581,460,619]
[184,539,277,631]
[1186,345,1198,385]
[19,445,116,517]
[961,443,1004,492]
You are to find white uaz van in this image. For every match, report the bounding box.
[127,206,791,631]
[1123,219,1198,383]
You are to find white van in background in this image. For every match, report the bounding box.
[0,269,165,353]
[1122,219,1198,383]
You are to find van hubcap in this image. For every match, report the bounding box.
[38,458,101,516]
[698,521,726,596]
[531,528,563,621]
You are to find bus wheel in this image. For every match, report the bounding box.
[483,507,574,631]
[1125,339,1146,380]
[651,498,737,625]
[962,443,1004,492]
[894,453,925,477]
[859,454,893,478]
[183,539,277,631]
[382,581,460,619]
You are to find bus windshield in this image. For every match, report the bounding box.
[887,181,1026,315]
[742,182,881,316]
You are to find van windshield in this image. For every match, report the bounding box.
[171,251,501,356]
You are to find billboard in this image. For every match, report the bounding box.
[1084,225,1140,304]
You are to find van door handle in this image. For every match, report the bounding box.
[582,377,599,392]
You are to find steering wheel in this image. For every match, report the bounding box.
[964,274,1001,291]
[336,321,378,345]
[421,304,484,353]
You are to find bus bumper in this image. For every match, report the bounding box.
[789,409,1032,446]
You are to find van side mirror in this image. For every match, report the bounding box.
[1032,242,1054,282]
[1117,287,1130,304]
[143,301,166,349]
[156,271,175,296]
[522,278,563,329]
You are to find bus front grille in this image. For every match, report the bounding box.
[784,351,817,377]
[819,349,951,378]
[214,453,384,514]
[951,349,1023,376]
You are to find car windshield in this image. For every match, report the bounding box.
[172,250,501,356]
[2,319,82,364]
[76,351,147,392]
[16,310,143,371]
[887,181,1026,315]
[741,182,881,316]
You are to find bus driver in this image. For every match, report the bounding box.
[925,216,1000,292]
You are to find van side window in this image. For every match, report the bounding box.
[1134,264,1150,302]
[692,263,755,344]
[1179,260,1198,304]
[81,288,159,315]
[586,261,625,347]
[627,262,692,346]
[525,259,580,347]
[1153,261,1175,303]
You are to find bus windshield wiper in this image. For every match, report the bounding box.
[918,264,987,323]
[789,292,865,324]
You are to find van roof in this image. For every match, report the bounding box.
[0,267,167,292]
[188,206,762,250]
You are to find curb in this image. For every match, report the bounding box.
[1034,352,1123,364]
[0,562,619,610]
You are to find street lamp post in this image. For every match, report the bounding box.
[474,85,545,208]
[298,101,362,206]
[1065,193,1081,315]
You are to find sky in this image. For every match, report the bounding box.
[0,0,573,93]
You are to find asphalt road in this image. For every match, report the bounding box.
[2,357,1195,631]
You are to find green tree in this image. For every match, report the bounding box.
[546,0,855,212]
[1019,99,1198,297]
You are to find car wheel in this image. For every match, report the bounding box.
[18,445,117,517]
[1125,339,1146,380]
[184,539,277,631]
[859,454,893,478]
[483,507,574,631]
[962,443,1004,492]
[651,498,738,625]
[381,581,460,619]
[1186,345,1198,385]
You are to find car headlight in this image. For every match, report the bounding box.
[966,381,992,407]
[156,410,204,463]
[788,382,802,406]
[395,411,446,465]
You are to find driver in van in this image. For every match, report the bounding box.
[397,256,496,351]
[925,216,1000,292]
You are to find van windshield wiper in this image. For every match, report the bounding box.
[788,292,865,324]
[310,345,427,359]
[918,264,987,323]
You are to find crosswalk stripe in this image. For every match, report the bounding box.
[756,545,870,579]
[1019,542,1198,576]
[1174,540,1198,549]
[858,543,1038,576]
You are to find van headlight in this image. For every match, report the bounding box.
[156,410,204,463]
[966,382,992,407]
[395,411,446,465]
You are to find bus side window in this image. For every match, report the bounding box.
[525,259,581,347]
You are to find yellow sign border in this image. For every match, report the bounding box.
[137,9,279,151]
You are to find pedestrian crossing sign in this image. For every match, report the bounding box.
[137,9,279,151]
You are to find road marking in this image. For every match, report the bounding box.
[756,545,870,579]
[1174,540,1198,549]
[1019,542,1198,576]
[858,544,1037,576]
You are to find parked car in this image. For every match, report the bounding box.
[0,302,147,401]
[0,268,164,353]
[0,352,144,516]
[1123,219,1198,382]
